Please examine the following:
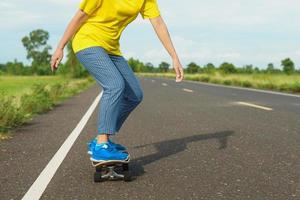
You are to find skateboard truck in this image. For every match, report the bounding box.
[92,162,131,182]
[102,166,126,179]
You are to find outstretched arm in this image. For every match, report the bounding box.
[50,10,89,72]
[149,16,184,82]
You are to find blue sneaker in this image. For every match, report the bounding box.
[87,138,97,155]
[108,138,127,151]
[87,137,127,155]
[90,142,130,162]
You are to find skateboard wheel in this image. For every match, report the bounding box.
[123,171,131,182]
[94,172,103,182]
[95,166,102,173]
[122,163,129,171]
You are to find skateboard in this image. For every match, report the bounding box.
[91,158,131,182]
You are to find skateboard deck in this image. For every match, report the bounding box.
[91,158,131,182]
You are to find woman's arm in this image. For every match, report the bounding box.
[50,10,89,72]
[149,16,184,82]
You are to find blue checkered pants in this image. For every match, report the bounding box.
[75,46,143,135]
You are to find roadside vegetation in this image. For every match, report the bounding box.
[0,76,94,139]
[127,57,300,93]
[0,29,94,139]
[137,72,300,93]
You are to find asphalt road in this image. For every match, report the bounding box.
[1,76,299,200]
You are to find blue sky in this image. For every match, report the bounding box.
[1,0,299,69]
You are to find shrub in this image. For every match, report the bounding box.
[210,78,222,84]
[241,80,252,88]
[257,82,277,90]
[219,62,237,74]
[291,82,300,92]
[49,82,67,102]
[199,76,210,82]
[279,83,291,91]
[223,80,232,85]
[231,79,242,86]
[20,83,54,115]
[0,91,26,130]
[279,82,300,92]
[189,76,200,81]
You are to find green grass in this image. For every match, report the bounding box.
[0,75,95,140]
[0,75,72,96]
[137,72,300,93]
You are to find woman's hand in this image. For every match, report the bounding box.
[173,58,184,82]
[50,48,64,72]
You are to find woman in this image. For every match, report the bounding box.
[50,0,184,162]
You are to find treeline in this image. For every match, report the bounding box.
[1,28,299,77]
[185,59,299,75]
[128,58,300,75]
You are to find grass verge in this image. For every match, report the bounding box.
[0,75,95,140]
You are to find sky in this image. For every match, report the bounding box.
[0,0,299,69]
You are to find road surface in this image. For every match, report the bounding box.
[1,76,299,200]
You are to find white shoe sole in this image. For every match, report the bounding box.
[90,155,130,163]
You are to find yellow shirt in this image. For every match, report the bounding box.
[71,0,161,55]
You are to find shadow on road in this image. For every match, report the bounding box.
[129,130,234,179]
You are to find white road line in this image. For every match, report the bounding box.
[235,101,273,111]
[182,88,194,93]
[21,91,102,200]
[184,79,300,98]
[151,79,155,82]
[162,83,168,86]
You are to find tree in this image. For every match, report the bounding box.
[254,67,260,73]
[186,62,199,73]
[22,29,52,75]
[145,62,153,68]
[219,62,236,74]
[0,63,6,73]
[158,61,170,73]
[128,57,144,72]
[144,62,155,72]
[242,65,254,74]
[281,58,295,75]
[266,63,275,73]
[6,59,25,75]
[202,63,215,74]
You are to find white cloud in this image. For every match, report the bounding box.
[0,10,41,29]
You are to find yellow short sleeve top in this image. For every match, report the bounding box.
[71,0,161,56]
